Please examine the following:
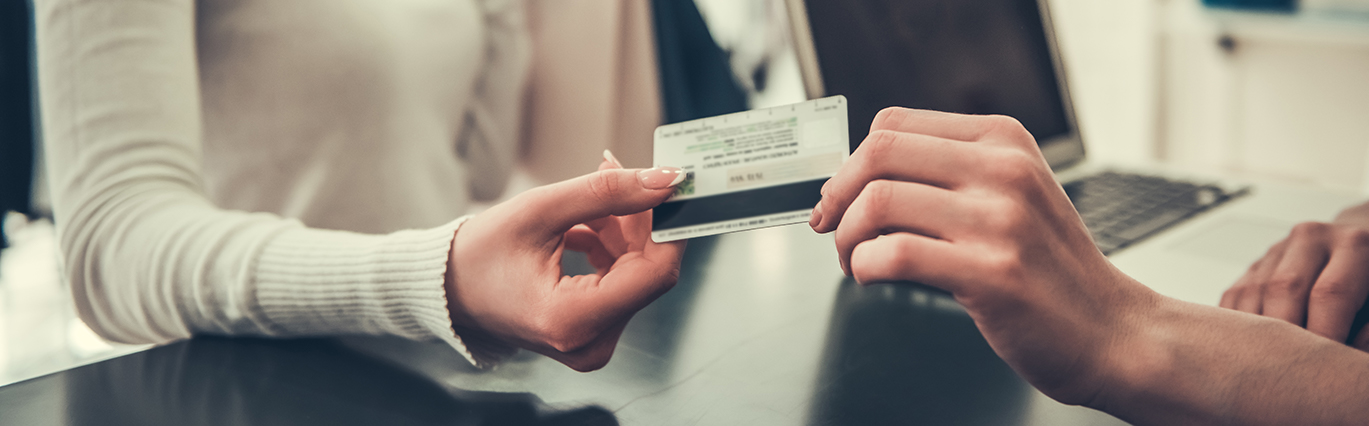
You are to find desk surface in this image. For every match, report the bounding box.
[0,224,1129,426]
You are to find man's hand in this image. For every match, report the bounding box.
[1221,202,1369,350]
[446,153,686,371]
[810,107,1157,406]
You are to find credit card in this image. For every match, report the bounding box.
[652,95,849,242]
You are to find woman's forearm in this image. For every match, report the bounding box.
[36,0,465,347]
[1101,295,1369,425]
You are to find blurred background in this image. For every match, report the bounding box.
[2,0,1368,385]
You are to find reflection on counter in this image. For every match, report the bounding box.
[0,336,619,426]
[808,278,1032,426]
[0,223,1134,425]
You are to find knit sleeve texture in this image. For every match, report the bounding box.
[33,0,495,367]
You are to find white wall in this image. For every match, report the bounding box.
[1159,0,1369,192]
[1047,0,1160,167]
[975,0,1369,194]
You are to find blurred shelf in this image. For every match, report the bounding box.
[1204,7,1369,46]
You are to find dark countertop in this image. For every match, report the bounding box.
[0,224,1130,426]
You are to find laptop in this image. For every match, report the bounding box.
[783,0,1363,306]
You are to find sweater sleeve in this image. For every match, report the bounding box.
[34,0,502,367]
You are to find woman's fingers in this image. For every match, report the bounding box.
[513,167,681,239]
[580,217,635,257]
[535,319,631,373]
[833,179,966,276]
[589,239,686,316]
[448,152,690,372]
[612,199,655,252]
[564,225,616,273]
[578,205,657,256]
[554,217,686,340]
[591,151,648,254]
[547,152,684,362]
[813,130,977,234]
[536,255,676,354]
[577,152,658,253]
[600,151,623,171]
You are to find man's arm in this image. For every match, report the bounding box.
[1104,292,1369,424]
[811,107,1369,425]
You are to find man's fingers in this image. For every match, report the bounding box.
[1259,235,1329,326]
[1236,242,1286,314]
[813,130,976,233]
[1224,254,1270,309]
[833,180,965,276]
[870,107,1021,143]
[513,167,682,237]
[1218,286,1238,310]
[1220,256,1265,310]
[1353,324,1369,352]
[1305,242,1369,343]
[849,232,967,293]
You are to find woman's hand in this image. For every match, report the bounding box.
[810,108,1157,406]
[1221,204,1369,350]
[446,152,686,371]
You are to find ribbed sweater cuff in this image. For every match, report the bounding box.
[254,215,510,368]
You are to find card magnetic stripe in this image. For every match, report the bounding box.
[652,178,827,230]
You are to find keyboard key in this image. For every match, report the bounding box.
[1065,172,1241,255]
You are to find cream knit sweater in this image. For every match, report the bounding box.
[34,0,533,367]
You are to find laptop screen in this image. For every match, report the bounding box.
[796,0,1081,165]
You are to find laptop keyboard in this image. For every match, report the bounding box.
[1063,171,1245,255]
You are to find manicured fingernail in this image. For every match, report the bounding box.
[809,204,824,228]
[638,166,684,190]
[603,149,624,168]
